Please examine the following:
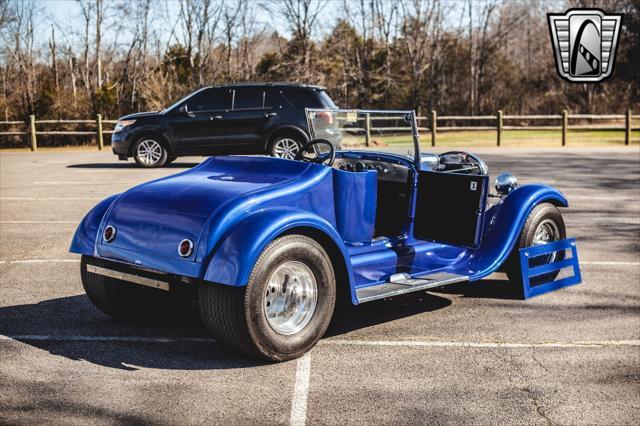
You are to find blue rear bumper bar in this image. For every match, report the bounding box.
[519,238,582,299]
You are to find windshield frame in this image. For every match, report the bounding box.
[305,108,422,168]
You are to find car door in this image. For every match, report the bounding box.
[413,170,489,248]
[170,88,231,155]
[224,88,278,154]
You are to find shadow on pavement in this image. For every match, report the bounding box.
[432,278,524,300]
[0,278,533,370]
[326,292,452,337]
[0,295,264,370]
[1,290,455,370]
[66,162,199,169]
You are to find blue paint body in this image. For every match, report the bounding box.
[70,153,569,304]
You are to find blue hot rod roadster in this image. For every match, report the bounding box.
[71,109,580,361]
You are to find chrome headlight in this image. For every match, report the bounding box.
[114,119,136,132]
[495,173,518,196]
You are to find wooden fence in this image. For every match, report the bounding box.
[0,115,117,151]
[0,110,637,151]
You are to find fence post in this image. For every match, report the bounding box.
[29,114,37,152]
[625,109,631,146]
[497,110,503,147]
[562,109,568,146]
[364,113,371,147]
[430,110,437,147]
[96,113,103,150]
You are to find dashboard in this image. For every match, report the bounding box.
[331,150,487,183]
[333,155,412,183]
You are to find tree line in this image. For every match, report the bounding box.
[0,0,638,124]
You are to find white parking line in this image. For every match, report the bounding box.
[0,258,637,266]
[0,221,77,224]
[0,197,103,201]
[324,339,640,348]
[289,354,311,426]
[568,196,639,201]
[1,335,638,348]
[32,181,140,185]
[0,335,216,343]
[74,170,171,173]
[0,259,79,264]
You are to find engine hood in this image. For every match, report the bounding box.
[119,111,160,120]
[96,156,313,271]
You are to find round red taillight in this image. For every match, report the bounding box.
[178,239,193,257]
[104,225,116,242]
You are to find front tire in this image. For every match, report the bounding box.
[133,136,168,168]
[198,235,336,361]
[505,203,566,289]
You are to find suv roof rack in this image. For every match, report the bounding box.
[206,82,326,91]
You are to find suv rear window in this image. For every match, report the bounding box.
[282,89,337,109]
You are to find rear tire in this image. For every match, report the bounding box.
[133,136,168,168]
[198,235,336,361]
[81,256,192,321]
[269,134,304,160]
[505,203,566,289]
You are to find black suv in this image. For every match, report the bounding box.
[111,83,340,167]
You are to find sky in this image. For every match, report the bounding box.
[36,0,342,48]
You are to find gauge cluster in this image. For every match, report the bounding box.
[333,158,410,182]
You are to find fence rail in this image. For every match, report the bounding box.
[374,109,637,147]
[0,111,637,151]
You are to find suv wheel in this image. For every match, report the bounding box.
[270,135,303,160]
[133,137,168,168]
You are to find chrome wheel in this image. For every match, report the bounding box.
[264,261,318,335]
[532,218,560,263]
[136,139,163,165]
[273,138,300,160]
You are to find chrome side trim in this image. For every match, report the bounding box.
[86,264,170,291]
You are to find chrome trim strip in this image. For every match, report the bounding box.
[356,272,469,303]
[86,264,170,291]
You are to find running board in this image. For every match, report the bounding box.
[356,272,469,303]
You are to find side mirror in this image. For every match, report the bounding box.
[178,104,191,116]
[495,173,518,196]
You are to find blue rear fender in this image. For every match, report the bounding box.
[203,208,356,301]
[69,194,120,255]
[468,184,568,280]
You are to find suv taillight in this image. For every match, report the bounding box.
[316,111,333,124]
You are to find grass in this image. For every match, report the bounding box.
[1,129,637,152]
[349,129,639,148]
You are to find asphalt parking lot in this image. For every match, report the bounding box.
[1,147,639,425]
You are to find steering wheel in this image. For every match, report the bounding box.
[439,151,489,175]
[294,139,336,166]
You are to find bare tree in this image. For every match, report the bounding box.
[399,0,445,113]
[95,0,103,89]
[373,0,399,107]
[279,0,326,79]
